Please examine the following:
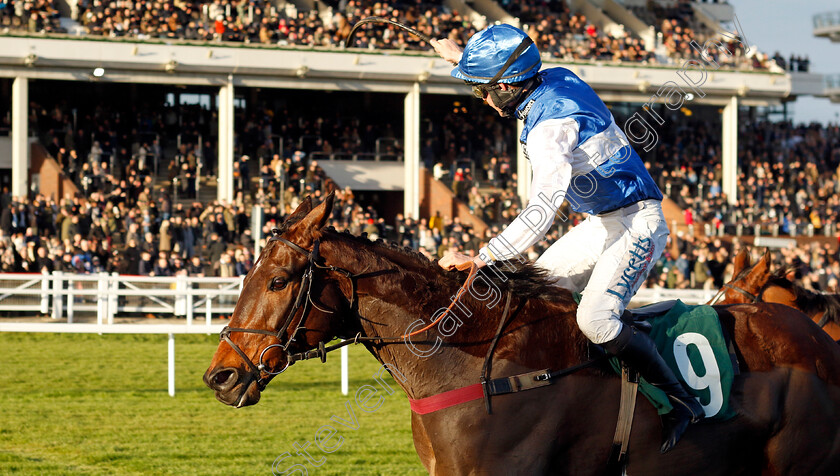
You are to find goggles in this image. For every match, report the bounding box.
[470,83,499,100]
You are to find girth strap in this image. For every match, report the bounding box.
[480,290,513,414]
[608,365,640,473]
[483,368,555,396]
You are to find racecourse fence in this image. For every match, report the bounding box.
[0,273,712,397]
[0,272,243,324]
[0,272,714,323]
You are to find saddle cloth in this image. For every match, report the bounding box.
[612,300,737,420]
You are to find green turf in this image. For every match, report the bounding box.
[0,333,425,475]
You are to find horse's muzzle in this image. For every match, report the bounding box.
[204,367,262,407]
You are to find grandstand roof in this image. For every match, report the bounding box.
[0,34,796,105]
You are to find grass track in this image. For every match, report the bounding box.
[0,333,425,475]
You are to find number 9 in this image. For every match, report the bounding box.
[672,332,723,418]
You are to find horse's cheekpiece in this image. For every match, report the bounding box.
[218,231,401,393]
[220,235,348,391]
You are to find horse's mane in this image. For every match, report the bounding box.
[321,226,573,303]
[769,269,840,325]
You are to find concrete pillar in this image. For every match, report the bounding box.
[11,77,29,198]
[516,119,530,205]
[721,96,738,205]
[217,78,235,202]
[403,83,420,219]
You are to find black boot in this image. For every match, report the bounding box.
[603,325,705,453]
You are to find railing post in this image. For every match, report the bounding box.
[97,272,109,325]
[206,295,213,327]
[168,333,176,397]
[67,277,74,324]
[182,275,193,326]
[52,271,63,320]
[108,273,119,325]
[40,270,49,314]
[341,346,349,396]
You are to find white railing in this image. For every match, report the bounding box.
[0,272,716,320]
[0,272,350,398]
[0,273,715,397]
[0,271,243,324]
[633,288,715,305]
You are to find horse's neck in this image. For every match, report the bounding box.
[321,236,585,399]
[320,238,500,398]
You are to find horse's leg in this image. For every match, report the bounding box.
[411,412,436,474]
[763,368,840,475]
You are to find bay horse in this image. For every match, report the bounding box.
[711,249,840,341]
[205,195,840,475]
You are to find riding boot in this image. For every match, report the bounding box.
[602,325,706,453]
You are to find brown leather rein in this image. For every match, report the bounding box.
[218,232,600,403]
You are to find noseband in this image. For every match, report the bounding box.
[219,235,359,391]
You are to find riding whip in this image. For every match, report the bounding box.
[344,16,432,48]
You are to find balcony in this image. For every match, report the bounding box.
[813,11,840,42]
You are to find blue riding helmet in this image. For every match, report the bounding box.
[452,24,541,84]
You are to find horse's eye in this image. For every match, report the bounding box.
[270,277,288,291]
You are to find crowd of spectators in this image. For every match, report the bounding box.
[0,0,64,33]
[0,152,335,279]
[0,0,783,70]
[516,0,655,64]
[69,0,477,49]
[771,52,811,73]
[652,120,840,239]
[12,83,840,296]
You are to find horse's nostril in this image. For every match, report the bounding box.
[213,369,237,388]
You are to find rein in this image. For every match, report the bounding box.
[709,282,766,305]
[220,233,601,412]
[709,263,770,305]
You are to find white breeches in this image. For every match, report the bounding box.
[535,199,669,344]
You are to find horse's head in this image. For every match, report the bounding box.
[714,249,774,304]
[204,193,351,407]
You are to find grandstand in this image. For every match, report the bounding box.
[0,0,838,295]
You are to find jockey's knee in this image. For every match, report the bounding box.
[576,299,623,345]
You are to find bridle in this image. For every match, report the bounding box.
[709,265,770,305]
[219,233,367,391]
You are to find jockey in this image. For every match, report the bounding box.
[433,24,705,453]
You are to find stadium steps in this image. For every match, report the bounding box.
[466,0,519,28]
[420,168,489,236]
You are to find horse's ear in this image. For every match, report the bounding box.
[287,196,313,222]
[760,250,772,270]
[784,269,797,282]
[733,248,751,276]
[292,192,335,238]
